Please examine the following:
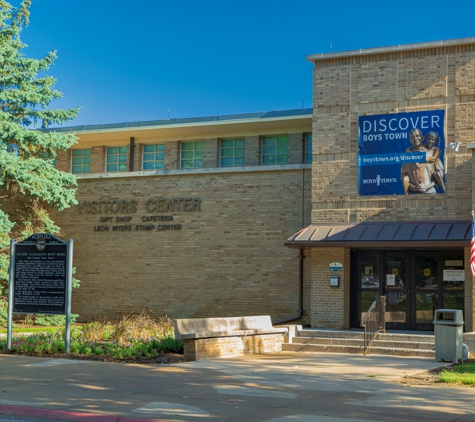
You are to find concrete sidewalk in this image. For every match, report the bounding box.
[0,352,474,422]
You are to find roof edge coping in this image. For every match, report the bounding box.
[46,108,313,134]
[307,37,475,62]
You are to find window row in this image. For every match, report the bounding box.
[71,134,312,174]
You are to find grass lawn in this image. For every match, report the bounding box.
[439,361,475,386]
[0,326,68,335]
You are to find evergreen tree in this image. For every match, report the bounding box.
[0,0,79,321]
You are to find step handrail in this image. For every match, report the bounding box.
[360,295,386,355]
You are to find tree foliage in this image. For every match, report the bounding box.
[0,0,79,319]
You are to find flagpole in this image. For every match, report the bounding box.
[471,211,475,278]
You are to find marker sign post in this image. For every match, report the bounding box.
[7,234,73,352]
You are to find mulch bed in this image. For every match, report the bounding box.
[0,350,192,365]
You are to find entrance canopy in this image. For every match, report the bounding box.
[286,220,471,248]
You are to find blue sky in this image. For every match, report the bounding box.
[12,0,475,126]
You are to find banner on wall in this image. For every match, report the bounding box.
[358,110,446,196]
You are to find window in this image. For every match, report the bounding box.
[220,139,245,167]
[262,135,288,165]
[106,146,127,172]
[181,142,203,169]
[39,151,57,167]
[71,149,91,173]
[142,144,165,170]
[305,133,313,163]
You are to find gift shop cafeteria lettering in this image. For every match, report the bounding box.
[78,197,201,232]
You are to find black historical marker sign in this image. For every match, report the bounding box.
[13,234,68,314]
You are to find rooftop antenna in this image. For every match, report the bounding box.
[167,109,170,120]
[301,99,304,109]
[330,43,332,52]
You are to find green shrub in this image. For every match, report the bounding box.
[0,299,7,327]
[155,337,183,353]
[0,311,184,361]
[34,314,79,326]
[70,342,81,354]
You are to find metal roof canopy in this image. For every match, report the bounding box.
[285,220,471,248]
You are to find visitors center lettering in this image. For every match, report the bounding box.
[78,197,201,232]
[358,110,446,196]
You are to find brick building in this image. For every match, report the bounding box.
[51,110,314,323]
[51,37,475,332]
[287,37,475,332]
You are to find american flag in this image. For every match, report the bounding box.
[471,212,475,277]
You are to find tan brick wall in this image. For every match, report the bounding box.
[311,209,349,223]
[245,135,260,166]
[311,158,351,209]
[133,142,142,172]
[455,53,475,96]
[309,43,475,330]
[288,133,304,165]
[313,64,351,107]
[52,169,312,322]
[56,150,70,173]
[312,114,350,156]
[183,333,285,360]
[301,247,312,325]
[402,56,447,100]
[310,247,350,328]
[357,60,399,104]
[311,48,475,222]
[165,141,179,170]
[464,246,473,331]
[91,146,106,174]
[204,138,218,168]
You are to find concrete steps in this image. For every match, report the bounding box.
[282,329,435,357]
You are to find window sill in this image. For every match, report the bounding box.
[76,163,311,180]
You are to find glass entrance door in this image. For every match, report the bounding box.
[413,252,439,330]
[384,252,409,329]
[354,252,380,323]
[351,249,464,331]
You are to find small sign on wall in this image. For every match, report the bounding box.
[330,276,340,287]
[329,262,343,272]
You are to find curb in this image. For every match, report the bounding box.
[0,405,167,422]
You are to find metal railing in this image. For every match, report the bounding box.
[360,295,386,355]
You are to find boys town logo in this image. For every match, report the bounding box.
[361,175,398,186]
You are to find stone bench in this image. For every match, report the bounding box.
[174,315,288,360]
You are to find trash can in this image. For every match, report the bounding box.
[433,309,464,364]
